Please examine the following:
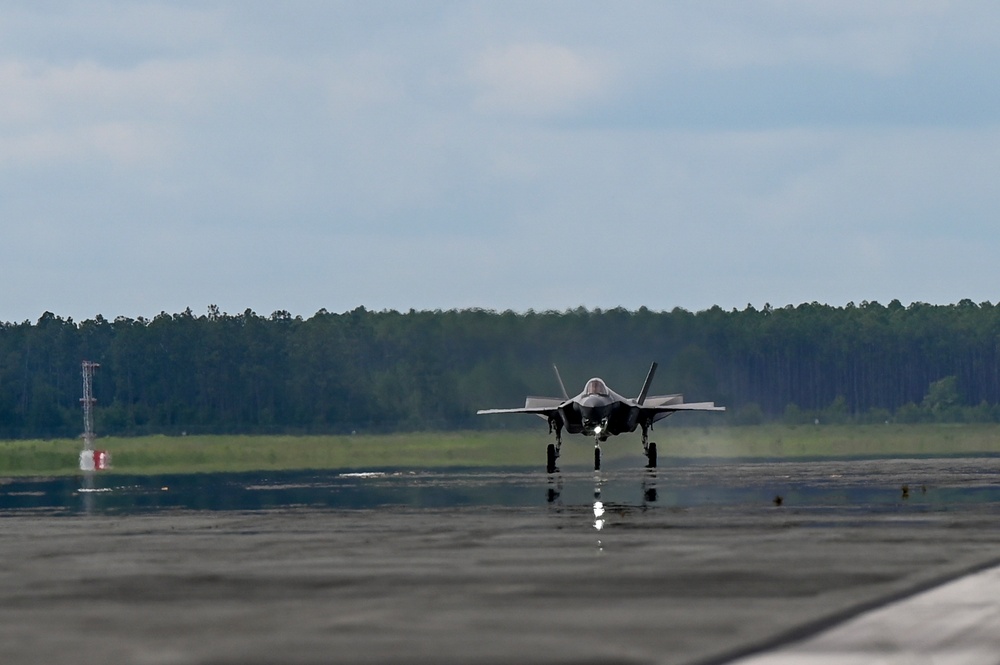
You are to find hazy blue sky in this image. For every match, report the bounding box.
[3,1,999,322]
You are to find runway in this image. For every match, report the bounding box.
[2,456,1000,664]
[730,560,1000,664]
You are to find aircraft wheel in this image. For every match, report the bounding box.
[646,442,657,469]
[594,447,601,471]
[546,443,558,474]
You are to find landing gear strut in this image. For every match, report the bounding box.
[641,421,657,469]
[594,444,601,471]
[546,418,563,474]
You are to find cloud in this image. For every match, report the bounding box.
[3,2,1000,322]
[0,56,249,168]
[468,43,612,117]
[0,123,176,168]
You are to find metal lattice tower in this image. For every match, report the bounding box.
[81,361,100,451]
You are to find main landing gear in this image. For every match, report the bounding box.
[547,438,601,472]
[544,420,657,472]
[546,418,563,474]
[641,422,657,469]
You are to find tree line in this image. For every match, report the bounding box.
[2,300,1000,439]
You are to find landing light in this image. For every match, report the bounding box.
[594,500,605,531]
[594,424,603,435]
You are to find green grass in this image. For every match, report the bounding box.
[3,424,1000,476]
[657,423,1000,458]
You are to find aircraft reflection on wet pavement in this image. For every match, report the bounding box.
[5,457,1000,517]
[545,471,659,512]
[477,362,725,472]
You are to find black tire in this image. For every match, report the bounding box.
[594,447,601,471]
[646,442,657,469]
[546,443,557,474]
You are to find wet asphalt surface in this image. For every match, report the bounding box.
[3,456,1000,664]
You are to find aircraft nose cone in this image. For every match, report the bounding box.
[580,396,610,424]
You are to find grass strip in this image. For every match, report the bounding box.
[2,424,1000,477]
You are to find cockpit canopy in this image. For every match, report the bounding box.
[584,378,609,396]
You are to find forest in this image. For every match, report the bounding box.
[2,300,1000,439]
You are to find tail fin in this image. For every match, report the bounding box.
[636,362,658,405]
[553,364,569,400]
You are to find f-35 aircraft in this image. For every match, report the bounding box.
[477,362,725,472]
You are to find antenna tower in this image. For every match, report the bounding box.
[81,361,100,451]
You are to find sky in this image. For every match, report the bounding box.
[3,1,1000,323]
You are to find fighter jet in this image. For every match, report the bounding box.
[477,362,724,472]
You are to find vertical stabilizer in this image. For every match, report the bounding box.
[553,364,569,400]
[637,362,658,405]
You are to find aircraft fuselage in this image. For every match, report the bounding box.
[560,391,643,441]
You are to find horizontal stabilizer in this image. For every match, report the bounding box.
[525,396,564,409]
[644,401,725,424]
[641,394,683,407]
[658,402,726,412]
